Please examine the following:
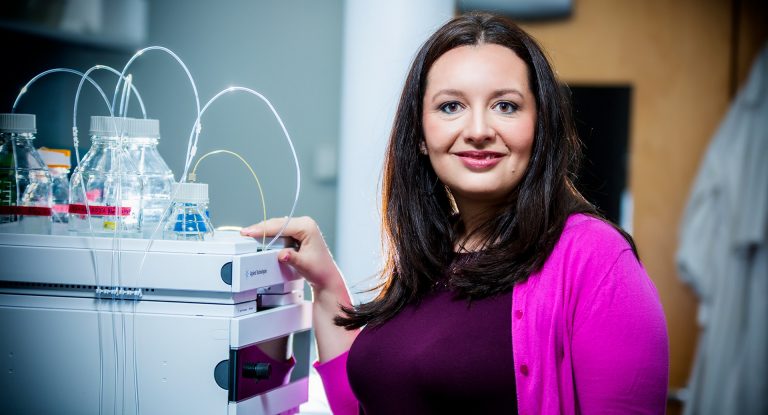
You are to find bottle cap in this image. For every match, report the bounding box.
[172,182,209,204]
[90,116,160,139]
[38,147,72,168]
[0,113,36,133]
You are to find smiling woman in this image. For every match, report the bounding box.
[422,43,536,231]
[242,11,669,415]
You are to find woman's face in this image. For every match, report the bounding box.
[422,43,536,209]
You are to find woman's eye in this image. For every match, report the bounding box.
[494,101,519,114]
[439,102,463,114]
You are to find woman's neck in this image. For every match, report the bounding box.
[454,199,503,252]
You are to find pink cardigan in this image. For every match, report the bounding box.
[315,214,669,414]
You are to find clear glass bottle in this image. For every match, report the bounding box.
[69,116,144,236]
[0,113,52,234]
[120,118,174,238]
[163,182,213,241]
[38,147,72,224]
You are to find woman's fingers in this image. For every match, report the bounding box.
[277,246,314,277]
[241,216,316,241]
[240,217,285,237]
[277,247,296,264]
[242,216,336,287]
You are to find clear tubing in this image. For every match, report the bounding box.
[109,102,127,415]
[112,47,202,415]
[63,68,122,415]
[116,75,142,415]
[11,67,146,118]
[137,86,301,285]
[119,74,133,119]
[13,63,183,415]
[70,66,134,415]
[110,46,201,173]
[97,312,104,415]
[73,66,146,142]
[112,301,119,415]
[77,70,140,318]
[191,149,269,246]
[132,301,140,415]
[111,74,133,297]
[71,65,130,160]
[121,312,126,414]
[118,122,142,390]
[112,46,200,410]
[10,139,20,207]
[73,65,142,181]
[182,87,300,250]
[111,137,124,415]
[72,65,141,238]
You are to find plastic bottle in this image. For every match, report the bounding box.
[38,147,72,224]
[120,118,174,238]
[163,182,213,241]
[0,113,52,234]
[68,116,144,236]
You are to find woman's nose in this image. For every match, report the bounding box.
[463,110,494,144]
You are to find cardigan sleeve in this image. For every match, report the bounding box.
[570,249,670,414]
[313,350,359,415]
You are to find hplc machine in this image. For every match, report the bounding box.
[0,228,312,415]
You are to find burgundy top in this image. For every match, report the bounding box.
[346,270,517,414]
[317,215,669,415]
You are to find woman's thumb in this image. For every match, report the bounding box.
[278,247,302,270]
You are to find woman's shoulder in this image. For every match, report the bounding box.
[541,213,638,284]
[559,213,634,255]
[522,214,651,317]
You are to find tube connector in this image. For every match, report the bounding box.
[95,287,143,300]
[72,127,79,147]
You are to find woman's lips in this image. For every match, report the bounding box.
[454,151,505,169]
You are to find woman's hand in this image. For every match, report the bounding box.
[241,216,341,291]
[241,217,359,362]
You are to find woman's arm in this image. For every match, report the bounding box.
[571,249,669,414]
[242,217,359,361]
[242,218,360,414]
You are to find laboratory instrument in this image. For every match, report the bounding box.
[0,229,311,415]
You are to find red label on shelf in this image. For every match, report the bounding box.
[68,204,132,216]
[0,206,53,216]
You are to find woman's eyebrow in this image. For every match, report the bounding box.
[430,89,465,101]
[490,88,524,99]
[430,88,525,102]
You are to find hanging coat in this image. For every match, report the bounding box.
[677,43,768,415]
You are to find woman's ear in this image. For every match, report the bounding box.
[419,141,428,155]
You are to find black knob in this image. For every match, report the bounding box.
[242,362,271,380]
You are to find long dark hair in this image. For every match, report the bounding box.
[336,12,636,329]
